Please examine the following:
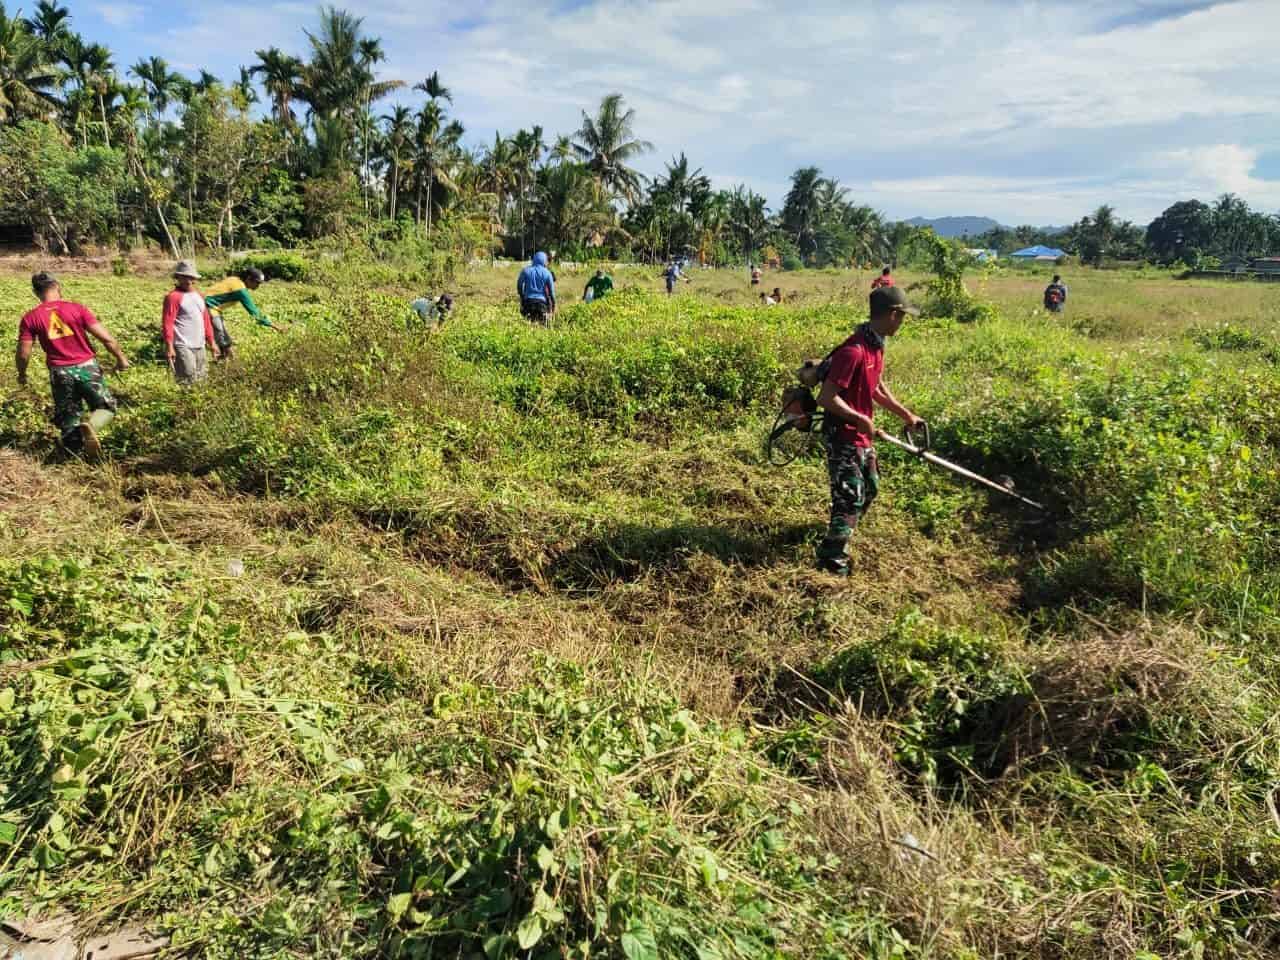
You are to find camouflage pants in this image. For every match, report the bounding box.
[816,435,879,570]
[49,359,115,452]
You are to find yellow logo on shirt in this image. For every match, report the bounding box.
[47,310,74,340]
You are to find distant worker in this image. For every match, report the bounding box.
[771,286,783,304]
[16,271,129,458]
[760,292,777,306]
[162,260,219,384]
[871,266,894,290]
[664,260,687,295]
[751,264,762,286]
[583,268,613,302]
[410,293,454,328]
[203,266,282,360]
[815,285,925,576]
[1043,274,1068,313]
[518,251,556,323]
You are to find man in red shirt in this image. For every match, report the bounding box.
[815,285,924,575]
[162,260,219,383]
[16,272,130,458]
[871,266,894,290]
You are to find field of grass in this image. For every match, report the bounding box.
[1,261,1278,958]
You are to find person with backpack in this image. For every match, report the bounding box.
[518,252,556,323]
[815,285,925,576]
[1044,274,1067,313]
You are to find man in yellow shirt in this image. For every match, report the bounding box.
[203,267,283,359]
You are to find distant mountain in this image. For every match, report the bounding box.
[904,216,1001,238]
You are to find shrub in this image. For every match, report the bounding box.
[230,251,310,282]
[781,255,803,272]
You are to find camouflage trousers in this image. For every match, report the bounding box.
[49,359,116,452]
[816,435,879,570]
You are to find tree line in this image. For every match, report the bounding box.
[2,1,1277,267]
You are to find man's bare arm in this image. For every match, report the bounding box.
[15,340,33,385]
[873,380,920,425]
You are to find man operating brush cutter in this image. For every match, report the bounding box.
[813,285,926,576]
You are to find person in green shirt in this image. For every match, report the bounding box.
[583,268,613,302]
[203,267,283,360]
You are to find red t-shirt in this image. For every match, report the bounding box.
[871,274,894,289]
[18,300,98,368]
[825,325,885,447]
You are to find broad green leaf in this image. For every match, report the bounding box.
[621,923,658,960]
[0,688,14,712]
[386,892,411,921]
[516,913,543,951]
[0,822,18,845]
[535,844,557,873]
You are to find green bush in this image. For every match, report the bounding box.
[781,255,803,272]
[230,251,311,282]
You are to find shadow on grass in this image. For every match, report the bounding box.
[547,520,820,593]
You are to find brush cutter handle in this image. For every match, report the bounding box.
[906,420,930,452]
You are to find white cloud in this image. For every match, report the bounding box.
[110,0,1280,222]
[94,2,144,26]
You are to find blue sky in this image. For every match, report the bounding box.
[73,0,1280,225]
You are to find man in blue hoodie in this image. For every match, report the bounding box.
[517,251,556,323]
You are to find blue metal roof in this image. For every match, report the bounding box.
[1009,245,1065,258]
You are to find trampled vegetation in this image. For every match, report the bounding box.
[1,262,1278,957]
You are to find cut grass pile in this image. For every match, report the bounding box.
[1,266,1278,958]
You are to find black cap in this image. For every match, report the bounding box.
[242,266,266,283]
[869,285,920,317]
[31,271,58,294]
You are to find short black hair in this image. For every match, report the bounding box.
[240,266,266,284]
[1052,274,1061,282]
[31,271,58,295]
[882,266,891,275]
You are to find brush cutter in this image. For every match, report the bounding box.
[879,422,1047,512]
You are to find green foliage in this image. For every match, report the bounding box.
[2,268,1279,959]
[908,230,995,322]
[229,251,310,282]
[813,610,1027,786]
[0,121,127,254]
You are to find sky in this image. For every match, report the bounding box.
[75,0,1280,225]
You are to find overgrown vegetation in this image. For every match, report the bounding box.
[1,265,1279,957]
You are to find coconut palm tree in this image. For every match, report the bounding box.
[781,166,825,262]
[23,0,70,50]
[129,55,182,120]
[413,69,451,105]
[79,41,115,147]
[534,162,616,251]
[729,186,769,263]
[412,99,462,232]
[508,126,544,257]
[380,104,414,220]
[0,4,61,124]
[234,66,258,108]
[251,47,304,127]
[573,93,652,202]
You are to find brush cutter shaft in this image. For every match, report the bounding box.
[878,431,1046,511]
